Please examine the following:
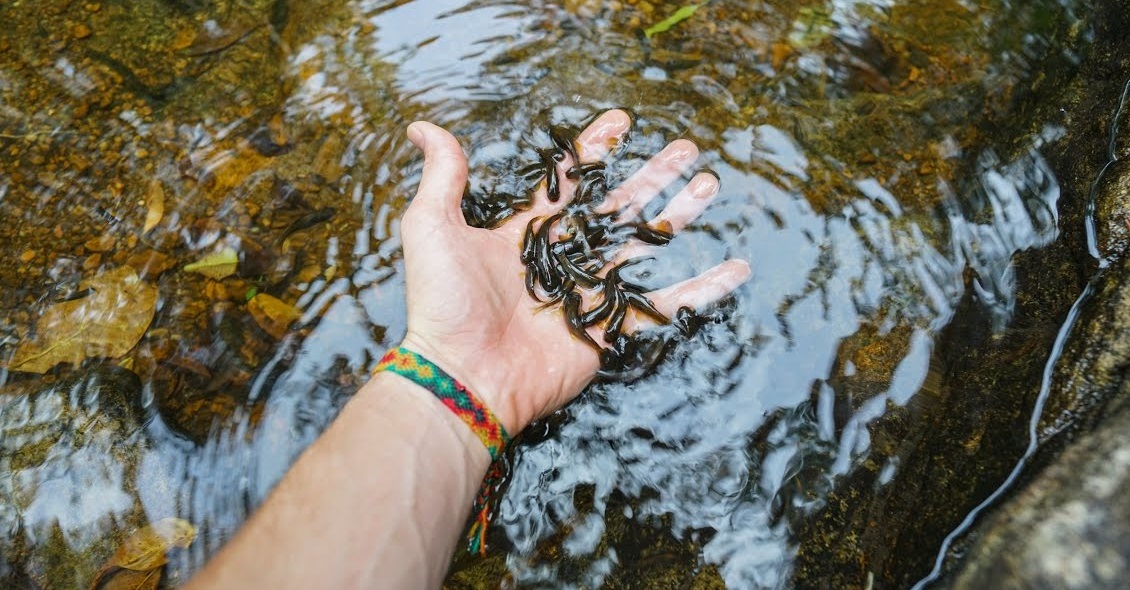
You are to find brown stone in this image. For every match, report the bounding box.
[82,253,102,270]
[84,235,116,252]
[72,24,92,40]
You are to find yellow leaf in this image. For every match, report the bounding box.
[247,293,302,339]
[184,247,238,280]
[91,566,160,590]
[142,180,164,234]
[110,518,197,571]
[6,266,157,373]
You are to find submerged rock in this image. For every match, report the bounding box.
[793,0,1130,586]
[948,368,1130,590]
[938,0,1130,585]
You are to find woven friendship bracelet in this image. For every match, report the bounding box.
[373,346,510,460]
[373,346,511,554]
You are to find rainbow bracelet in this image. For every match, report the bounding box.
[373,346,510,554]
[373,346,510,458]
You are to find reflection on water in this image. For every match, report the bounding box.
[0,0,1076,587]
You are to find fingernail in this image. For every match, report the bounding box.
[407,122,427,149]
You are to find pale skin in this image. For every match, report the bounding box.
[183,110,751,590]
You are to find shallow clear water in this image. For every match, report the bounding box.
[0,0,1078,587]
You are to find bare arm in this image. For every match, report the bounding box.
[184,111,751,589]
[185,372,489,589]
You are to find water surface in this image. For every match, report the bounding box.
[0,0,1078,587]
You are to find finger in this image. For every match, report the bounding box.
[595,139,699,220]
[576,110,633,162]
[612,171,720,262]
[627,259,752,331]
[405,121,469,226]
[652,171,719,232]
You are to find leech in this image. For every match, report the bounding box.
[674,306,702,338]
[555,250,601,288]
[566,161,605,180]
[539,148,561,202]
[533,212,564,277]
[624,290,669,324]
[549,124,581,164]
[516,162,545,178]
[520,217,538,264]
[576,174,608,205]
[603,300,628,343]
[580,285,619,327]
[597,337,677,382]
[524,262,541,302]
[564,291,602,351]
[628,221,674,246]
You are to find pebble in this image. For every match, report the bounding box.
[83,253,102,270]
[84,235,116,252]
[72,24,93,40]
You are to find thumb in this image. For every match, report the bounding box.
[406,121,468,225]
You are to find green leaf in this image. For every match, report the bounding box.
[644,3,702,39]
[183,247,239,280]
[244,287,258,302]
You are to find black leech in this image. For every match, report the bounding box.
[567,161,605,180]
[564,291,602,351]
[539,148,562,202]
[624,290,669,324]
[520,217,538,264]
[628,221,675,246]
[549,124,581,164]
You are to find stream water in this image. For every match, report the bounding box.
[0,0,1082,587]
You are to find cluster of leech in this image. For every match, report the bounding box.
[518,124,702,382]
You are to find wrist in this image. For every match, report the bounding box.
[362,371,493,473]
[397,334,527,435]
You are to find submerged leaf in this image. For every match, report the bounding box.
[6,266,157,373]
[110,518,197,571]
[184,247,239,280]
[92,567,160,590]
[142,180,165,234]
[644,3,702,39]
[247,293,302,339]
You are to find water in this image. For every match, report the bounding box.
[0,0,1080,587]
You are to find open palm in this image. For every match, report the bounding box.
[397,110,751,435]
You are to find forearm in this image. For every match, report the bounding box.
[185,371,491,590]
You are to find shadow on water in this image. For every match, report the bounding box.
[0,0,1083,587]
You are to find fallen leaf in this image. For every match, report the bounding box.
[6,266,157,373]
[91,566,160,590]
[184,247,238,280]
[142,180,164,233]
[247,293,302,339]
[110,518,197,571]
[125,250,174,280]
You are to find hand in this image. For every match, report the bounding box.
[398,110,751,435]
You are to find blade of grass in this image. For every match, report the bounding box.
[644,3,703,39]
